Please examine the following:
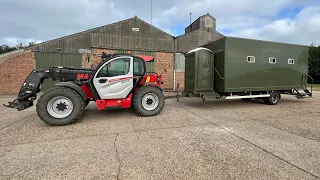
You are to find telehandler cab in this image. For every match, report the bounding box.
[4,52,165,126]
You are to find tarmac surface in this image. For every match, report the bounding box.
[0,91,320,179]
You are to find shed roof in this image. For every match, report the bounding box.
[28,16,174,51]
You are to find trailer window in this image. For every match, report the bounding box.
[269,57,276,64]
[247,56,255,63]
[288,58,294,64]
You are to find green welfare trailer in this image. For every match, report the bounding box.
[180,36,313,104]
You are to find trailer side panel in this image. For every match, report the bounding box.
[203,36,309,93]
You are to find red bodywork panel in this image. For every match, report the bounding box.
[80,85,94,99]
[96,94,132,110]
[135,55,154,62]
[139,73,163,87]
[80,72,163,110]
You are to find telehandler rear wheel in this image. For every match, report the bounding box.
[133,86,165,117]
[36,87,85,126]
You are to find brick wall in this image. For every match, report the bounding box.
[0,51,35,94]
[82,54,90,68]
[176,72,185,90]
[155,52,174,90]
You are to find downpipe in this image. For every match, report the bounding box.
[173,70,176,91]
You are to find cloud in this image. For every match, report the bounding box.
[229,6,320,45]
[0,0,319,46]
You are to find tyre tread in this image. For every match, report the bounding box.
[36,87,85,126]
[133,86,165,117]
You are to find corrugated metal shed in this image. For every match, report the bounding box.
[175,53,185,72]
[35,52,82,91]
[176,31,224,53]
[185,14,216,33]
[30,17,175,53]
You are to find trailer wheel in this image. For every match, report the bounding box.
[265,91,280,105]
[36,87,85,126]
[133,86,165,117]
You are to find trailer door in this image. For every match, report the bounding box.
[197,50,214,91]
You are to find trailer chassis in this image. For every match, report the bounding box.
[165,82,313,105]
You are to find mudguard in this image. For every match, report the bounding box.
[54,82,87,101]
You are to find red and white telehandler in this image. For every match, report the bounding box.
[4,52,165,126]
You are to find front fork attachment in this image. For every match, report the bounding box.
[3,98,34,111]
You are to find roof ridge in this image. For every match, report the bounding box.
[28,16,175,50]
[134,17,174,37]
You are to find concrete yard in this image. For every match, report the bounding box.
[0,91,320,179]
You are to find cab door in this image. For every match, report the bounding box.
[93,56,133,99]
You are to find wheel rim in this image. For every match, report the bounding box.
[47,96,73,119]
[271,94,278,103]
[142,93,159,111]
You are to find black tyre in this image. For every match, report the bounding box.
[85,100,90,107]
[133,86,165,117]
[36,87,85,126]
[265,91,280,105]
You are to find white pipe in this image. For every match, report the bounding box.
[226,94,270,100]
[173,69,176,91]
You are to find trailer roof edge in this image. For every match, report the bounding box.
[224,36,309,47]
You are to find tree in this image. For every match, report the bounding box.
[28,42,35,47]
[308,42,320,83]
[0,45,17,54]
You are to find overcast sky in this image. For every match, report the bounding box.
[1,0,320,46]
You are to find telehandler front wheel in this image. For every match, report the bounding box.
[36,87,85,126]
[133,86,165,117]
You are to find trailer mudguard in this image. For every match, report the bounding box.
[54,82,87,101]
[3,70,49,111]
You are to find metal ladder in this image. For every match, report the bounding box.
[292,74,313,99]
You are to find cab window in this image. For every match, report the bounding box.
[97,58,130,78]
[134,57,145,76]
